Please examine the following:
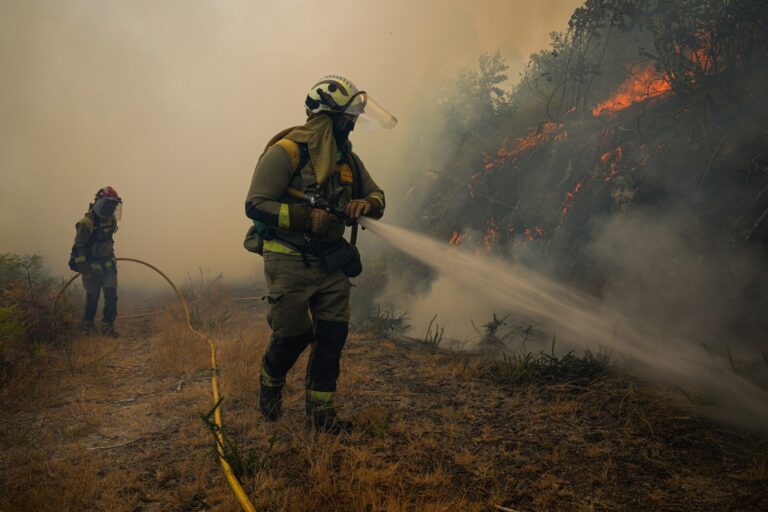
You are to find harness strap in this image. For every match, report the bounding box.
[348,154,364,246]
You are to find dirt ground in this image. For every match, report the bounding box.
[2,300,767,511]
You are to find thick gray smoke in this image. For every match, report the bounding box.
[589,212,768,351]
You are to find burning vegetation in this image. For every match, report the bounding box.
[591,62,672,116]
[401,0,768,353]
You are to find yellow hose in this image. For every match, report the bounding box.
[55,257,257,512]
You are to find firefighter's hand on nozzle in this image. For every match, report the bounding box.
[310,208,332,235]
[346,199,371,220]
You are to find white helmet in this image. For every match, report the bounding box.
[304,75,398,131]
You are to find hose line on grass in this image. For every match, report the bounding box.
[55,257,257,512]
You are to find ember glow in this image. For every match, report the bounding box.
[592,62,672,116]
[515,226,544,245]
[560,182,583,223]
[600,146,624,182]
[483,219,500,251]
[449,230,463,246]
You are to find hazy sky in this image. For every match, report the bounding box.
[0,0,582,284]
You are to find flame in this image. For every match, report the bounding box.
[483,219,500,251]
[560,182,583,223]
[600,146,624,182]
[592,63,671,116]
[467,170,484,198]
[449,229,463,246]
[517,226,544,245]
[483,122,564,170]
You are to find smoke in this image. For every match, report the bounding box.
[588,211,768,350]
[362,217,768,429]
[0,0,582,284]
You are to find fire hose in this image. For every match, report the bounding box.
[55,257,257,512]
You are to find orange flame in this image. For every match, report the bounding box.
[592,63,671,116]
[560,182,583,223]
[483,122,564,170]
[600,146,624,182]
[449,230,463,246]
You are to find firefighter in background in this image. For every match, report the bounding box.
[70,186,122,337]
[245,75,396,433]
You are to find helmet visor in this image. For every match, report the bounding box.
[344,92,398,131]
[94,198,121,219]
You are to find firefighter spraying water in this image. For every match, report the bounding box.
[243,75,396,434]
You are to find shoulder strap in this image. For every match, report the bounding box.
[78,214,95,234]
[271,138,310,177]
[347,154,364,246]
[273,139,301,170]
[348,153,363,200]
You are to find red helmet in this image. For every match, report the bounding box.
[95,186,121,201]
[93,186,123,219]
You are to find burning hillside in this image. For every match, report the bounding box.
[400,0,768,357]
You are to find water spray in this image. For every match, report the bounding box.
[359,218,768,430]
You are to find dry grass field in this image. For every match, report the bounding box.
[2,298,768,511]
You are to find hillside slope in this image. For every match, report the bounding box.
[2,301,767,511]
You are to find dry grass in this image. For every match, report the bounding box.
[2,298,768,511]
[149,310,210,378]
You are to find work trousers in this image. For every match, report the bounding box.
[82,270,118,323]
[261,252,350,393]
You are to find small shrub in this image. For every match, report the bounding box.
[356,304,410,337]
[424,314,445,348]
[491,345,610,385]
[181,268,232,332]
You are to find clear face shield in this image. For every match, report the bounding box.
[94,198,122,220]
[343,92,398,132]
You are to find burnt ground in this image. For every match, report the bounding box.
[2,302,767,511]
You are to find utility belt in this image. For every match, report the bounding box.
[88,256,117,273]
[267,233,362,278]
[69,252,116,274]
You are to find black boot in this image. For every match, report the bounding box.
[308,408,352,435]
[306,392,352,435]
[101,322,119,338]
[259,364,286,421]
[259,384,283,421]
[81,319,96,335]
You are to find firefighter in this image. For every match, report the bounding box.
[245,75,396,433]
[70,186,122,337]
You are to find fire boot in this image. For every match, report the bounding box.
[306,390,352,435]
[101,322,119,338]
[81,319,96,335]
[259,366,285,421]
